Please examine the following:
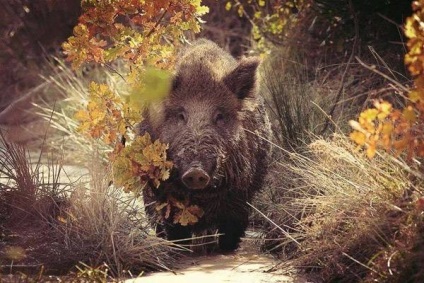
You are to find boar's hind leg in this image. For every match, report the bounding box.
[218,214,248,251]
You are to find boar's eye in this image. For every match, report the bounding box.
[177,111,187,124]
[213,111,226,126]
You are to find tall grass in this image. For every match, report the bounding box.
[34,60,129,164]
[254,46,424,282]
[261,51,326,151]
[253,50,347,254]
[284,136,418,280]
[260,48,361,152]
[0,129,70,224]
[0,127,180,278]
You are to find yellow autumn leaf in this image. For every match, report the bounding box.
[359,109,379,122]
[381,122,394,135]
[379,135,391,150]
[175,207,200,226]
[405,18,417,38]
[74,109,89,120]
[360,120,376,134]
[374,100,392,120]
[366,145,376,159]
[237,5,244,17]
[409,89,424,102]
[193,0,209,16]
[402,106,416,122]
[112,133,172,192]
[90,108,106,124]
[350,131,367,146]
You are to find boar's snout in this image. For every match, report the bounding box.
[182,165,210,190]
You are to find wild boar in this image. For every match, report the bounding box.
[139,39,271,251]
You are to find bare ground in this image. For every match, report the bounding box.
[128,240,300,283]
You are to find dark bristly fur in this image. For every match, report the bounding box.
[139,39,271,251]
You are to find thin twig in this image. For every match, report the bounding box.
[355,57,409,94]
[104,63,126,82]
[0,81,50,124]
[342,252,380,275]
[321,0,359,134]
[387,250,398,276]
[247,202,301,246]
[377,12,403,30]
[146,5,170,38]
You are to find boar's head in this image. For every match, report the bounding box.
[145,53,260,191]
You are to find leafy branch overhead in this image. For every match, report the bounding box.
[65,0,208,226]
[225,0,309,53]
[63,0,209,69]
[350,0,424,160]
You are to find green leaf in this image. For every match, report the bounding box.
[129,67,172,111]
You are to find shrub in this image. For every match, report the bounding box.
[255,134,423,282]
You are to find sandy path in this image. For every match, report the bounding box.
[126,241,298,283]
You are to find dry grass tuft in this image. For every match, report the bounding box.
[0,130,180,277]
[0,129,69,225]
[56,161,180,277]
[253,45,423,282]
[261,49,331,151]
[255,134,424,282]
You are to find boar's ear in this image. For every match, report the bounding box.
[223,57,260,99]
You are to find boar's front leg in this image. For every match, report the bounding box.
[164,223,192,246]
[218,210,249,251]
